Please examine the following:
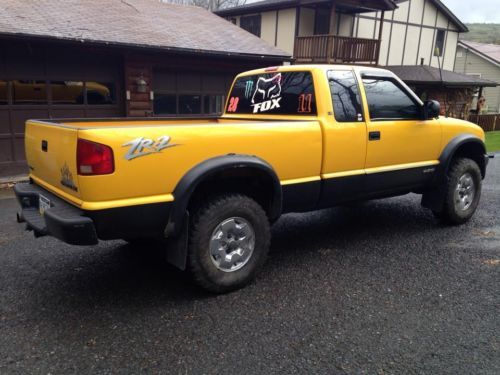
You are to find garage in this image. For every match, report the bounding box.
[0,0,289,177]
[0,41,123,176]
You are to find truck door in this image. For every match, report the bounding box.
[359,72,441,192]
[319,69,368,207]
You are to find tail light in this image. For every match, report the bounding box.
[77,139,114,175]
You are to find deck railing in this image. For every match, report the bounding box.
[294,35,380,65]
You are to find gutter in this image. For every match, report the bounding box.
[0,32,292,62]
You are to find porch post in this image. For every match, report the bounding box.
[375,11,385,65]
[295,6,301,37]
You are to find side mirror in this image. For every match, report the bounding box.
[424,100,440,119]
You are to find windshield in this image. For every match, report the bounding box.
[226,71,316,116]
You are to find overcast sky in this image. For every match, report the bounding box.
[442,0,500,23]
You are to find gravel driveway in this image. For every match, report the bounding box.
[0,158,499,374]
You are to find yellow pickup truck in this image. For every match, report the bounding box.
[15,65,489,293]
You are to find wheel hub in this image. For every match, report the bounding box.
[454,172,475,211]
[209,217,255,272]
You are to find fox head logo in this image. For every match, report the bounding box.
[251,73,282,104]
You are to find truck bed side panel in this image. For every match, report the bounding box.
[76,121,322,207]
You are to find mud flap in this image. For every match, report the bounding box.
[165,211,189,270]
[421,179,447,213]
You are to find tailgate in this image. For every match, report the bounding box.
[25,120,81,200]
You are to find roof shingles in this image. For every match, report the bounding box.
[458,40,500,65]
[387,65,497,87]
[0,0,290,59]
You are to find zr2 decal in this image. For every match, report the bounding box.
[123,135,177,160]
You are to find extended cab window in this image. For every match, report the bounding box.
[328,70,363,122]
[226,71,316,115]
[362,77,420,121]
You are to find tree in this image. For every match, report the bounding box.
[160,0,247,11]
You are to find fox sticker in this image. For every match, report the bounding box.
[251,73,282,104]
[251,73,282,113]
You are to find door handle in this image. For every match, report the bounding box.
[369,131,381,141]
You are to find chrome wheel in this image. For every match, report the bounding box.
[209,217,255,272]
[454,172,475,211]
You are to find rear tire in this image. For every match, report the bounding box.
[188,194,270,293]
[434,157,482,225]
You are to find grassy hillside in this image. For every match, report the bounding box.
[460,23,500,44]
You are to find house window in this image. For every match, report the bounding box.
[0,80,7,104]
[12,80,48,105]
[240,15,261,37]
[85,82,116,104]
[50,81,84,104]
[229,18,237,25]
[314,7,331,35]
[434,30,446,57]
[179,94,202,114]
[204,94,225,114]
[154,93,177,115]
[362,77,420,120]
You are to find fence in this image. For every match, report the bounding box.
[467,114,498,132]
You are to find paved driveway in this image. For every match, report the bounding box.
[1,159,499,374]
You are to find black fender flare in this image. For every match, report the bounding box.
[165,154,282,238]
[422,134,487,211]
[435,134,487,182]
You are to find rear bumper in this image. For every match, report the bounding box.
[14,182,173,245]
[14,182,98,245]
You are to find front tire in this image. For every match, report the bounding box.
[434,157,482,225]
[188,194,271,293]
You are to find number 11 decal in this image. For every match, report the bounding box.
[298,94,312,113]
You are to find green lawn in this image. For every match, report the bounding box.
[485,131,500,153]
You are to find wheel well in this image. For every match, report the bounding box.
[451,142,486,178]
[188,168,279,220]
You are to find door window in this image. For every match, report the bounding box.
[328,70,363,122]
[362,77,420,121]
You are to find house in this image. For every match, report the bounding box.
[455,40,500,113]
[216,0,467,70]
[386,65,497,119]
[0,0,289,177]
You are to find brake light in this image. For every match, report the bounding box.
[77,139,114,175]
[265,66,279,72]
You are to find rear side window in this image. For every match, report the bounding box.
[226,71,316,115]
[328,70,363,122]
[362,77,420,120]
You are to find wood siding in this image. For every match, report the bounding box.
[354,0,459,69]
[228,0,462,69]
[455,45,500,113]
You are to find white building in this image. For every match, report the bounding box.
[216,0,468,70]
